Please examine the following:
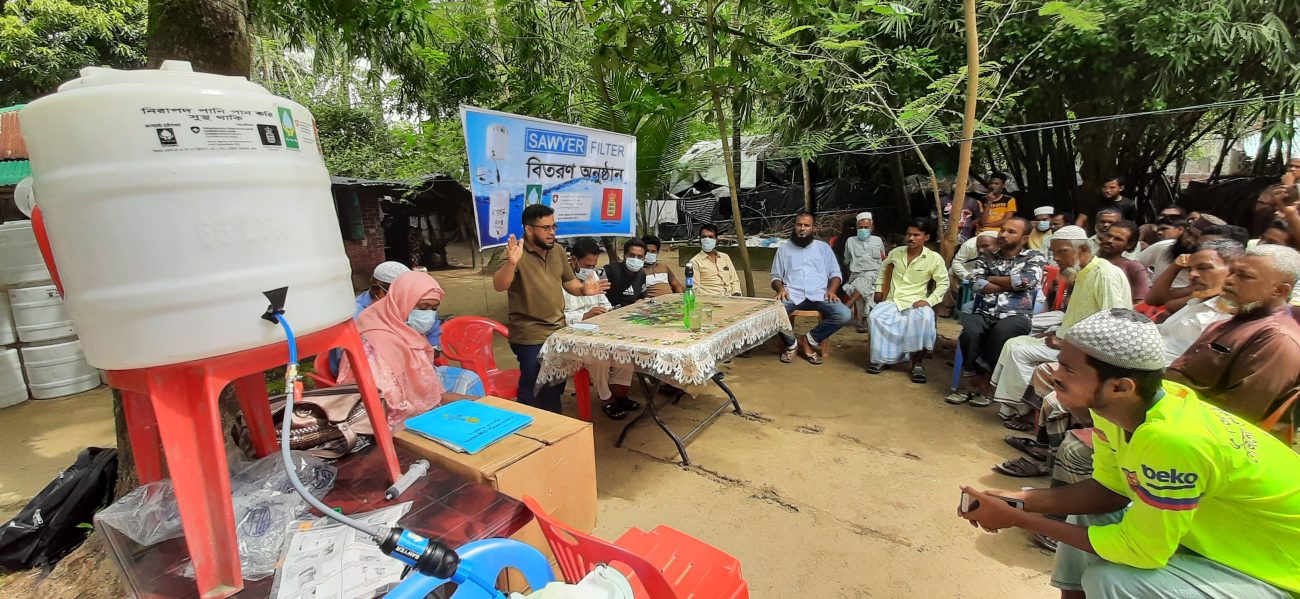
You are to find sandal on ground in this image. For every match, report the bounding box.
[601,401,629,421]
[1032,533,1058,552]
[945,391,972,405]
[992,457,1050,478]
[614,395,641,412]
[866,363,887,374]
[1004,436,1049,461]
[1002,417,1033,431]
[910,366,927,384]
[967,394,993,408]
[855,323,869,333]
[780,347,796,363]
[805,349,824,365]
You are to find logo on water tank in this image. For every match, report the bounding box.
[277,106,300,151]
[155,128,177,147]
[257,124,282,146]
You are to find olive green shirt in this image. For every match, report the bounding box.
[507,243,576,345]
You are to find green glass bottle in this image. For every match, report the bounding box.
[683,265,696,329]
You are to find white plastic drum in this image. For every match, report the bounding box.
[0,220,53,287]
[0,292,15,346]
[9,285,75,343]
[20,339,101,399]
[19,61,355,369]
[0,349,26,409]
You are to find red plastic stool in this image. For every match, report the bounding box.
[105,319,400,599]
[575,368,593,422]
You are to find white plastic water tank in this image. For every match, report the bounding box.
[0,220,53,287]
[0,292,15,346]
[19,61,355,369]
[20,339,101,399]
[0,349,25,409]
[9,284,76,342]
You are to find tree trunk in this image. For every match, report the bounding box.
[802,157,813,212]
[147,0,251,76]
[600,236,621,262]
[706,0,755,296]
[948,0,980,259]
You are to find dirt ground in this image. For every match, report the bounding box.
[0,245,1057,597]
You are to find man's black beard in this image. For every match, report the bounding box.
[791,233,815,248]
[1165,238,1195,261]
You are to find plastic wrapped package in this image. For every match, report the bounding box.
[96,451,338,591]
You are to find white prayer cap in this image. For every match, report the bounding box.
[1052,226,1089,241]
[1033,206,1054,217]
[977,230,998,238]
[856,212,874,221]
[1063,309,1166,371]
[372,261,411,284]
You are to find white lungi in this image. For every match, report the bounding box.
[868,302,936,364]
[991,335,1060,417]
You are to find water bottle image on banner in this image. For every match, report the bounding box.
[489,189,510,239]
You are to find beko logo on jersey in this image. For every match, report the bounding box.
[1142,465,1199,488]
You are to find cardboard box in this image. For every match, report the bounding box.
[396,396,596,591]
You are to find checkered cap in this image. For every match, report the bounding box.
[1052,225,1088,241]
[372,261,411,284]
[1062,308,1165,371]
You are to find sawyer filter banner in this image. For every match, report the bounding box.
[460,106,637,249]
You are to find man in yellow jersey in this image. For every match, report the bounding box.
[959,308,1300,599]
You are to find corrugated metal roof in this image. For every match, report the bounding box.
[0,106,28,160]
[0,160,31,186]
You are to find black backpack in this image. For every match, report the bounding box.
[0,447,118,571]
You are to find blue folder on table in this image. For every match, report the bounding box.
[403,401,534,454]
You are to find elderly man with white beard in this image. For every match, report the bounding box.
[989,226,1133,429]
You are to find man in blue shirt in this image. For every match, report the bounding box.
[771,211,852,365]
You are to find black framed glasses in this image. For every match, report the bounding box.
[527,224,559,233]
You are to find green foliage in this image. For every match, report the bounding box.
[0,0,147,105]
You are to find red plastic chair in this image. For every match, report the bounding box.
[575,368,594,422]
[440,316,521,400]
[524,496,749,599]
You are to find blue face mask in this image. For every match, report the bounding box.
[577,267,597,281]
[625,257,645,272]
[701,237,718,252]
[1036,220,1052,232]
[857,228,871,240]
[645,252,658,265]
[407,309,437,334]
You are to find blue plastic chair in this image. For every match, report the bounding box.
[385,538,555,599]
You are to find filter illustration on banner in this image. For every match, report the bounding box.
[489,188,511,238]
[461,106,637,249]
[278,106,299,150]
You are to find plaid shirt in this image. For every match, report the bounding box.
[437,366,485,397]
[970,247,1047,318]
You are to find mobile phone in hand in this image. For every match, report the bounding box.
[960,491,1025,513]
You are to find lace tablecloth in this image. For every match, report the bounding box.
[538,294,792,387]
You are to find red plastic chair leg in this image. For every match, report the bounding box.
[147,371,243,599]
[120,389,164,484]
[232,374,277,458]
[575,369,592,422]
[339,337,401,484]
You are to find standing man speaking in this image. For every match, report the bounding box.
[494,204,609,412]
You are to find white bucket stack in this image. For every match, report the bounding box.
[0,218,101,407]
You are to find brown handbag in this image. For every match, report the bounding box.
[233,385,376,460]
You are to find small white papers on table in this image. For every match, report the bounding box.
[271,502,414,599]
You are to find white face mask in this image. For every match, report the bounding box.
[577,267,597,281]
[407,309,438,334]
[701,237,718,252]
[645,252,658,265]
[624,257,645,272]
